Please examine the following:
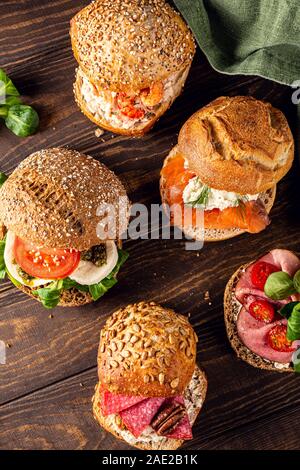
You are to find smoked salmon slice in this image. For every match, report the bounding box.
[161,153,270,233]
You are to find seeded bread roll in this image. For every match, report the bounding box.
[178,96,294,195]
[0,148,130,251]
[98,301,197,397]
[70,0,195,94]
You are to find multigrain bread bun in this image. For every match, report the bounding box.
[224,264,293,373]
[160,146,277,242]
[178,96,294,195]
[0,148,130,251]
[74,66,191,137]
[98,301,198,397]
[92,365,208,450]
[70,0,195,94]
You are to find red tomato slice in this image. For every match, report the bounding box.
[13,237,80,280]
[251,261,280,290]
[117,93,145,119]
[267,324,295,352]
[249,299,275,323]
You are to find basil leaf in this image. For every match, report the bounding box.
[264,271,296,300]
[5,104,39,137]
[62,278,89,292]
[0,172,7,187]
[280,301,300,319]
[0,69,20,98]
[88,248,129,301]
[34,280,63,309]
[287,303,300,341]
[0,238,6,279]
[293,269,300,293]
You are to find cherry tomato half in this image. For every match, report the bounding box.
[249,299,275,323]
[251,261,280,290]
[13,237,80,280]
[267,324,295,352]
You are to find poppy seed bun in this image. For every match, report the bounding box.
[98,301,197,397]
[0,148,130,251]
[74,66,191,137]
[178,96,294,195]
[92,365,208,450]
[160,146,276,242]
[224,264,293,373]
[70,0,195,94]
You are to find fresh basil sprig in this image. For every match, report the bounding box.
[279,301,300,373]
[0,69,39,137]
[264,272,296,300]
[293,270,300,293]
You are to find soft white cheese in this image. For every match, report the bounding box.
[183,176,259,211]
[69,241,118,286]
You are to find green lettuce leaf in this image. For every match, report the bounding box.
[0,69,20,98]
[0,238,6,279]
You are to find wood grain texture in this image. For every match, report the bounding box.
[0,0,300,450]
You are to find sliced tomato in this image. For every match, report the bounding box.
[13,237,80,280]
[116,93,145,119]
[267,324,295,352]
[251,261,280,290]
[249,299,275,323]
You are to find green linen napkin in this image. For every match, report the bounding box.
[174,0,300,87]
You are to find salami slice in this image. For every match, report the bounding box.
[101,389,147,416]
[120,397,166,437]
[164,396,193,440]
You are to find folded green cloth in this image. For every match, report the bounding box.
[174,0,300,86]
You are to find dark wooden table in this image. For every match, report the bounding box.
[0,0,299,451]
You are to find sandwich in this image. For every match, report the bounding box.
[224,249,300,372]
[160,96,294,241]
[70,0,195,136]
[92,301,207,450]
[0,148,130,308]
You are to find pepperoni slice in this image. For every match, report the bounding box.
[100,390,146,416]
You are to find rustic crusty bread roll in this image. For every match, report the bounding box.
[224,264,293,373]
[70,0,195,136]
[0,148,130,251]
[160,146,277,242]
[178,96,294,195]
[93,301,208,450]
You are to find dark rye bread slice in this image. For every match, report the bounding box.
[224,263,293,373]
[92,365,208,450]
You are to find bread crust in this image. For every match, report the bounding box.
[74,66,190,137]
[98,301,197,397]
[17,283,93,307]
[0,148,130,251]
[92,365,208,450]
[70,0,195,94]
[178,96,294,194]
[224,263,293,373]
[160,146,276,242]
